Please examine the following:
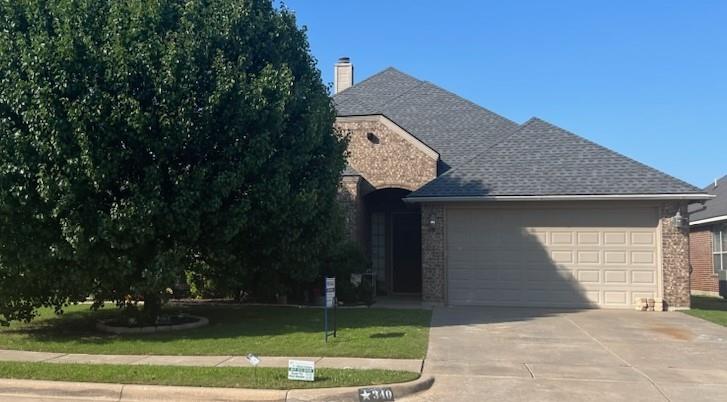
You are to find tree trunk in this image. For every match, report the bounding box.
[142,293,162,324]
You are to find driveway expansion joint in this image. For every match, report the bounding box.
[563,316,672,402]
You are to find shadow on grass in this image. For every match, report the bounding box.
[369,332,405,339]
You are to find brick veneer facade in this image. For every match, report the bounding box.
[335,116,437,191]
[421,204,446,303]
[660,201,691,309]
[689,226,719,296]
[335,115,437,251]
[337,176,364,242]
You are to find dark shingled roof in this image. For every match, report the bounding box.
[333,68,518,168]
[409,118,703,198]
[689,175,727,223]
[335,67,705,199]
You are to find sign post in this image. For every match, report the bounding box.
[324,276,336,342]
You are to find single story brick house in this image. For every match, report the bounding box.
[688,175,727,297]
[332,58,711,310]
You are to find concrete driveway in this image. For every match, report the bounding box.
[404,307,727,402]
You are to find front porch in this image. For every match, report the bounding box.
[338,177,423,298]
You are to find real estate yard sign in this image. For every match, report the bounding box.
[325,277,336,307]
[324,276,336,342]
[288,360,315,382]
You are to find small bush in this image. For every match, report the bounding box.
[324,241,372,304]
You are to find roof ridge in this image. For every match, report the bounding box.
[530,118,701,192]
[417,80,519,127]
[705,174,727,190]
[332,66,412,98]
[377,80,429,111]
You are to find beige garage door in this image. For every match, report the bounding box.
[447,206,660,308]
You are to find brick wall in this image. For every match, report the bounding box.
[335,117,437,191]
[421,204,446,304]
[337,176,364,243]
[689,226,719,295]
[660,202,691,309]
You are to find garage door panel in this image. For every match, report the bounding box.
[631,270,656,284]
[604,232,628,245]
[550,250,574,264]
[447,206,659,309]
[577,270,601,283]
[577,232,601,245]
[604,270,627,284]
[631,232,655,245]
[604,291,628,305]
[631,251,656,265]
[632,291,657,305]
[604,251,628,264]
[577,251,601,264]
[550,232,574,245]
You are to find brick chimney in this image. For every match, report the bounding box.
[334,57,353,94]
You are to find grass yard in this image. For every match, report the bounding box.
[684,296,727,326]
[0,304,431,359]
[0,361,418,389]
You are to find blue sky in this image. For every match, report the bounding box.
[284,0,726,188]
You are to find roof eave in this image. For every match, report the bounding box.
[689,214,727,226]
[404,193,716,203]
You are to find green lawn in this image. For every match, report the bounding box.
[0,304,431,359]
[0,361,418,389]
[684,296,727,326]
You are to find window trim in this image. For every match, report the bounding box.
[714,225,727,273]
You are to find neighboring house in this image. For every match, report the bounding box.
[688,175,727,297]
[332,57,710,310]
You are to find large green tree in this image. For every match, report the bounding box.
[0,0,346,324]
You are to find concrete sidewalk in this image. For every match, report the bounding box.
[0,349,423,373]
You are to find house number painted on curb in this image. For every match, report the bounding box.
[358,387,394,401]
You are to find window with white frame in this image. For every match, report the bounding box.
[371,213,386,282]
[714,224,727,273]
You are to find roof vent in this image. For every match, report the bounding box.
[334,57,353,94]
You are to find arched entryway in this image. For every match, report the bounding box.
[364,188,422,294]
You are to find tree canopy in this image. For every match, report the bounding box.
[0,0,346,324]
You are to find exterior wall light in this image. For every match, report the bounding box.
[672,210,688,229]
[428,214,437,229]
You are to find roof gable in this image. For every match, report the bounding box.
[689,175,727,223]
[333,68,518,168]
[409,118,704,198]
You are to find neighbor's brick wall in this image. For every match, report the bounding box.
[421,204,446,304]
[660,201,691,309]
[336,118,437,191]
[689,226,719,295]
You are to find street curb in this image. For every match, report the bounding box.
[0,376,434,401]
[283,376,434,402]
